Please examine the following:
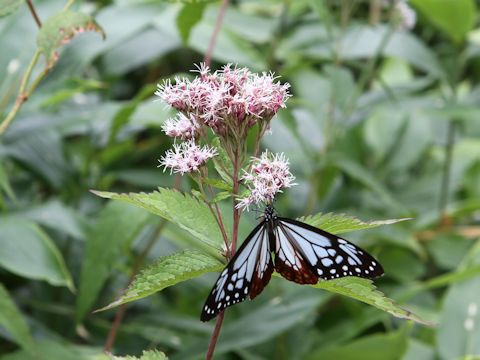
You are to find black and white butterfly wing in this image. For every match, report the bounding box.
[200,222,273,322]
[274,218,384,282]
[270,220,319,284]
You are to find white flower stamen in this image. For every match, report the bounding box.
[236,151,296,210]
[158,140,217,175]
[161,113,199,140]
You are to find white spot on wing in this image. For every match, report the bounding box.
[321,258,333,267]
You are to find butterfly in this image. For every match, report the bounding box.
[200,204,384,321]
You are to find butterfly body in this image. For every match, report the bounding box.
[200,205,384,321]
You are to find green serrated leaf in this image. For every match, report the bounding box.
[313,277,431,325]
[91,188,227,250]
[0,218,74,291]
[112,350,168,360]
[0,284,34,352]
[0,0,23,17]
[37,10,105,67]
[300,213,411,234]
[76,201,150,323]
[95,250,223,312]
[176,2,206,45]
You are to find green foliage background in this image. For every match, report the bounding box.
[1,0,480,359]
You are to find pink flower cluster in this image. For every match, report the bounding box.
[161,113,199,141]
[159,141,217,175]
[236,151,296,210]
[155,63,291,136]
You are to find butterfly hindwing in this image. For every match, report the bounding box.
[250,229,274,299]
[200,222,273,322]
[272,224,318,284]
[275,218,384,282]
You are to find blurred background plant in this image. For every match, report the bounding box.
[1,0,480,359]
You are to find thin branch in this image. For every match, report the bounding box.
[206,200,230,252]
[266,0,289,70]
[103,174,182,352]
[206,185,230,253]
[0,50,42,136]
[205,311,225,360]
[369,0,382,25]
[103,219,168,352]
[103,304,127,353]
[195,170,230,252]
[356,25,395,101]
[341,24,395,125]
[438,120,456,225]
[204,0,229,66]
[26,0,42,28]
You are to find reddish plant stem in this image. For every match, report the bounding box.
[205,311,225,360]
[26,0,42,28]
[103,303,127,353]
[197,170,230,252]
[204,0,229,66]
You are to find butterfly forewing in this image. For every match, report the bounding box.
[200,222,273,322]
[275,218,384,281]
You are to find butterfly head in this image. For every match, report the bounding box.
[264,204,277,222]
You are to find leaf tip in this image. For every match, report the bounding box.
[92,300,119,313]
[89,189,113,199]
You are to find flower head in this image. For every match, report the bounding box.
[161,113,199,141]
[159,140,217,175]
[155,63,291,136]
[394,0,416,30]
[237,151,296,210]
